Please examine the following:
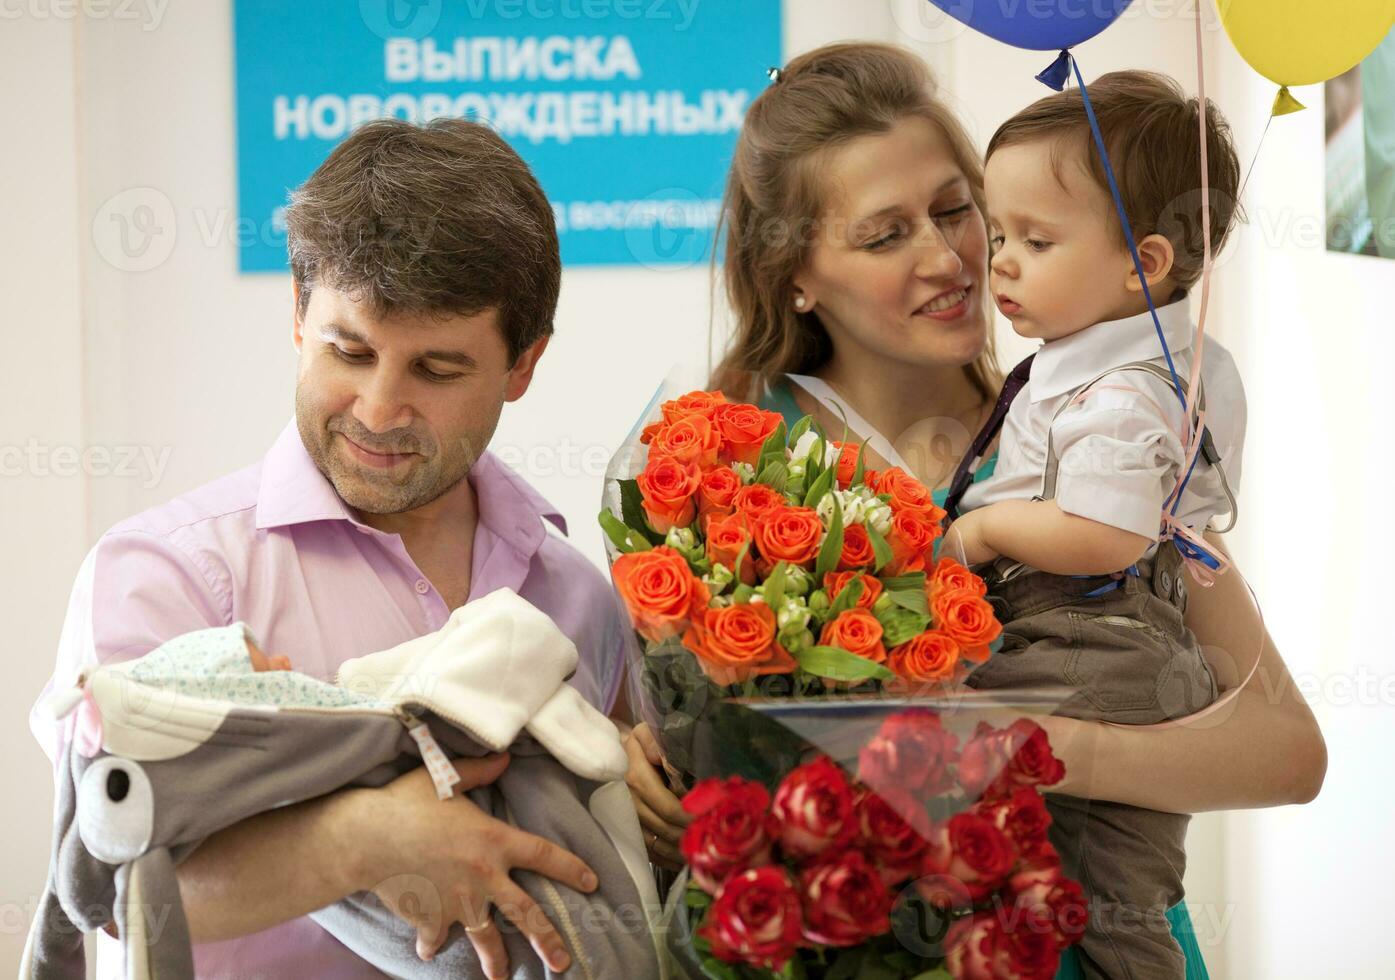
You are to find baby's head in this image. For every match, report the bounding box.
[984,70,1242,340]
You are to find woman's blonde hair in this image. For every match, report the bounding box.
[710,42,1000,400]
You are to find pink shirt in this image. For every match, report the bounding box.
[31,419,626,979]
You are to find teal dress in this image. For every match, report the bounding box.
[761,382,1210,979]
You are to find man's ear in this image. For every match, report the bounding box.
[291,280,304,352]
[1124,233,1176,293]
[504,334,552,402]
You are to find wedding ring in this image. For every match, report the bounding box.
[464,919,495,934]
[646,831,659,848]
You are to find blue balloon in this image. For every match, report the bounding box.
[925,0,1135,51]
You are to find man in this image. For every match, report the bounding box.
[31,119,626,979]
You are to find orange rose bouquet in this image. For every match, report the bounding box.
[600,388,1006,777]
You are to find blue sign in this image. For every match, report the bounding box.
[233,0,780,271]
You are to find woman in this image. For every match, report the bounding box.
[622,42,1325,975]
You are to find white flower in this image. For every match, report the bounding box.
[791,430,842,470]
[776,598,812,631]
[732,462,756,484]
[665,527,697,551]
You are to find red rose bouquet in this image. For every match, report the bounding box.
[675,710,1087,979]
[600,387,1005,778]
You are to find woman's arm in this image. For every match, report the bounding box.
[1042,531,1327,813]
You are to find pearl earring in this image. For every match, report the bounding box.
[794,296,807,311]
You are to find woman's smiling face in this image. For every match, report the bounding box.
[793,114,991,372]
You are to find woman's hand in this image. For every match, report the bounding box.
[622,722,691,869]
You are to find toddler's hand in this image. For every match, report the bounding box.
[944,510,998,567]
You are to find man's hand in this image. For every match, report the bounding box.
[622,722,690,870]
[349,753,598,979]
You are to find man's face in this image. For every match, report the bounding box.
[292,283,545,516]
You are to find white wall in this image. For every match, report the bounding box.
[4,0,1384,974]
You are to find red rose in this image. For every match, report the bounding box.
[837,523,876,571]
[798,850,893,947]
[705,511,756,585]
[1007,855,1090,950]
[661,389,728,426]
[714,403,784,467]
[944,909,1062,980]
[822,571,883,610]
[636,454,701,533]
[771,756,857,861]
[958,720,1066,802]
[752,505,824,571]
[853,786,929,886]
[817,609,887,664]
[975,786,1054,858]
[931,587,1002,663]
[857,708,960,797]
[680,777,775,894]
[612,546,709,643]
[698,866,804,972]
[920,812,1018,905]
[698,466,742,519]
[886,509,940,576]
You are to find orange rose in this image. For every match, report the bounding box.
[698,466,742,519]
[818,609,887,663]
[661,389,728,426]
[931,588,1001,663]
[733,484,785,525]
[888,630,962,686]
[927,556,988,601]
[714,403,784,467]
[886,510,940,576]
[878,467,947,524]
[753,505,824,571]
[650,414,721,469]
[640,420,667,445]
[706,511,756,585]
[637,455,701,533]
[833,440,862,489]
[823,571,883,610]
[683,602,797,686]
[863,468,883,493]
[838,523,876,571]
[613,546,710,643]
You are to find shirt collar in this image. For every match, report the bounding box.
[1028,295,1194,403]
[255,419,568,553]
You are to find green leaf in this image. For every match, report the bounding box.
[850,441,868,488]
[879,572,928,592]
[755,459,789,492]
[619,478,665,545]
[757,419,788,474]
[825,576,865,618]
[792,644,895,682]
[598,509,652,553]
[885,587,930,616]
[699,956,741,980]
[865,520,894,572]
[801,465,835,511]
[764,561,788,611]
[909,971,953,980]
[732,583,756,604]
[825,948,866,980]
[814,494,844,579]
[877,605,931,648]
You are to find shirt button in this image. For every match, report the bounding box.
[414,579,430,595]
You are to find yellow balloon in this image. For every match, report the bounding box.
[1215,0,1395,87]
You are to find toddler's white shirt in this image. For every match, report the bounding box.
[961,297,1246,549]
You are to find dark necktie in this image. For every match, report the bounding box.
[942,353,1035,521]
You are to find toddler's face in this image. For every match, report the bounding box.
[984,139,1137,340]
